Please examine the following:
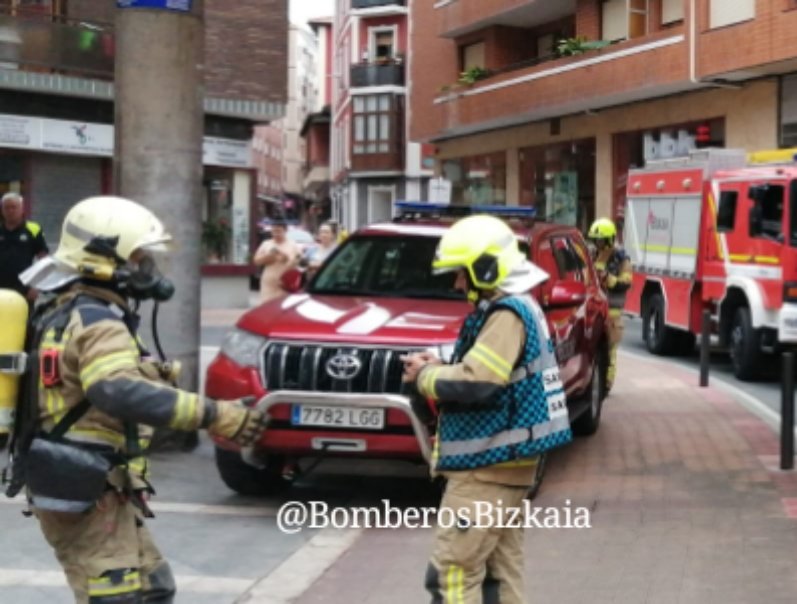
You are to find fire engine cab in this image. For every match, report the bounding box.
[623,147,797,380]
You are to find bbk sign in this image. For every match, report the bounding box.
[643,129,696,162]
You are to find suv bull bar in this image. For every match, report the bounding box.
[241,390,433,466]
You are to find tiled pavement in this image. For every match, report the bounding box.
[290,353,797,604]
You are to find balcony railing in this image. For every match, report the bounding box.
[350,61,405,87]
[352,0,406,9]
[0,10,114,79]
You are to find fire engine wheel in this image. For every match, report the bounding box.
[729,307,762,381]
[644,293,678,355]
[215,447,289,496]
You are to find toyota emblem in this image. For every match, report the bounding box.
[326,352,362,380]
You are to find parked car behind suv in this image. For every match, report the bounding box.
[206,205,610,495]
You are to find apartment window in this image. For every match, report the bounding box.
[709,0,754,28]
[353,95,393,155]
[602,0,648,42]
[461,41,486,70]
[661,0,684,24]
[369,28,396,61]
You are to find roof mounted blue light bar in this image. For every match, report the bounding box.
[394,201,537,219]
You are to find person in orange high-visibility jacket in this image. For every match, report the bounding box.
[587,217,632,392]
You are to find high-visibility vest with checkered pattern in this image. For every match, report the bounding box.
[435,295,572,471]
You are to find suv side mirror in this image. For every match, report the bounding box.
[280,268,304,294]
[547,280,587,308]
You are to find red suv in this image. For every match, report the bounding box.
[205,205,610,494]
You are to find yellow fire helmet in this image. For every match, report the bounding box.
[587,217,617,241]
[432,214,549,293]
[21,196,173,292]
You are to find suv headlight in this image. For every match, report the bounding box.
[220,329,268,368]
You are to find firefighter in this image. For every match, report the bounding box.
[11,196,265,604]
[401,215,572,604]
[587,217,632,392]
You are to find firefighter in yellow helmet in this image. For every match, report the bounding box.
[588,217,632,392]
[8,196,265,604]
[402,215,571,604]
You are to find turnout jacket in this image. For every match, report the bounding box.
[594,246,632,309]
[416,293,571,486]
[37,285,208,463]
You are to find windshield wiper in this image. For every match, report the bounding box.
[395,289,466,300]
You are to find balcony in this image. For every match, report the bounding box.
[352,0,406,8]
[351,0,407,16]
[427,30,690,140]
[0,11,114,79]
[437,0,574,39]
[350,61,405,88]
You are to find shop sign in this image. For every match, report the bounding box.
[41,118,114,156]
[0,115,41,150]
[117,0,192,12]
[644,129,696,162]
[0,113,252,168]
[203,136,252,168]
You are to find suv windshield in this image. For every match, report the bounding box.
[309,235,465,299]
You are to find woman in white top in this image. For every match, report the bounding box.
[306,222,338,276]
[253,221,301,302]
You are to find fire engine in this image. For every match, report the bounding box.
[623,147,797,380]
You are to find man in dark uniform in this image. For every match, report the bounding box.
[0,193,49,301]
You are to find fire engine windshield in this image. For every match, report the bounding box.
[309,235,466,299]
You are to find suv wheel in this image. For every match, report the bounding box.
[215,447,288,496]
[729,307,762,381]
[644,293,678,355]
[571,350,606,436]
[526,453,548,500]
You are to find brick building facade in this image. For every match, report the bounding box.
[411,0,796,232]
[0,0,287,268]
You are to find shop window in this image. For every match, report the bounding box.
[717,191,738,232]
[519,140,595,230]
[781,75,797,147]
[202,170,251,265]
[460,41,485,71]
[353,94,393,155]
[602,0,648,42]
[709,0,754,28]
[442,152,507,206]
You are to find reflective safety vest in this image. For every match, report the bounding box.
[435,295,572,471]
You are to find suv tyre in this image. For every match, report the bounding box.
[215,447,288,496]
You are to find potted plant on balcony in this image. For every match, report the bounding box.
[556,36,611,57]
[457,66,491,86]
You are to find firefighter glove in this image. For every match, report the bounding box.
[204,398,265,446]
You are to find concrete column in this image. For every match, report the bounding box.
[595,131,613,219]
[114,2,205,391]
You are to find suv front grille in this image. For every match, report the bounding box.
[263,343,421,394]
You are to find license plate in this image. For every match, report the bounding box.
[291,405,385,430]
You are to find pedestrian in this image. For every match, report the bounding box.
[305,221,338,277]
[253,218,301,302]
[0,192,49,302]
[401,215,572,604]
[587,217,632,392]
[10,196,266,603]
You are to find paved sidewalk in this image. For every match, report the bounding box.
[289,352,797,604]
